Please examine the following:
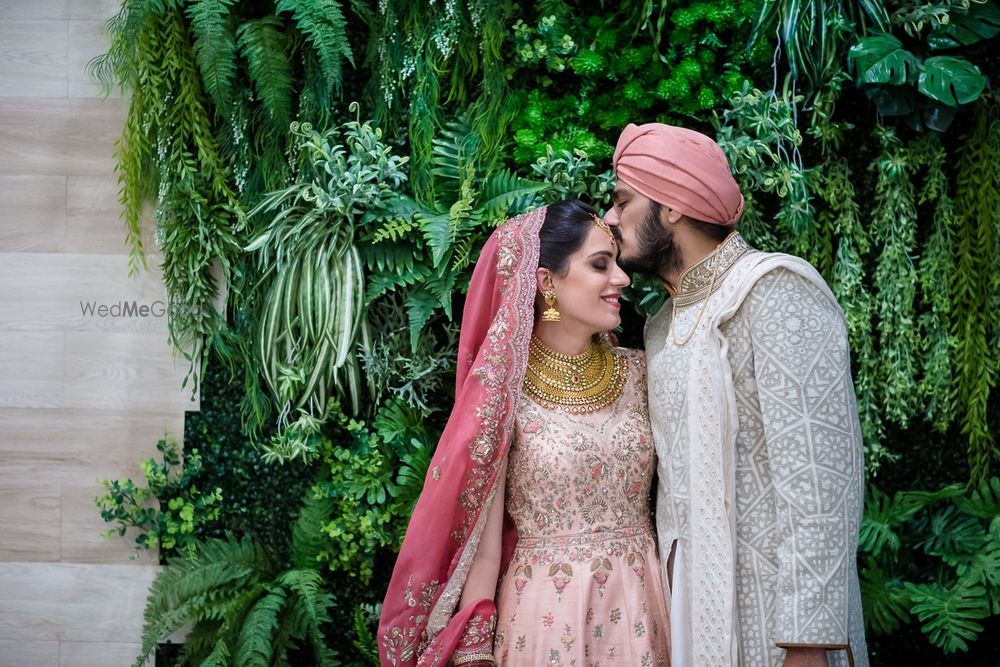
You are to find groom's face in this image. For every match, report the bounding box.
[606,182,681,278]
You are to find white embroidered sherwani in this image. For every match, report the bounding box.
[646,233,868,667]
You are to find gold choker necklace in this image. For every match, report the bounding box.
[524,336,628,414]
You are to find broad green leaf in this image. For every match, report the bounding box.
[859,557,911,634]
[956,477,1000,519]
[860,487,922,556]
[917,57,986,106]
[848,33,919,85]
[906,581,989,653]
[928,1,1000,50]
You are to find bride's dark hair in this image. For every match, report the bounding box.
[538,200,610,276]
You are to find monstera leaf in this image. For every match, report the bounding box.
[906,581,990,653]
[849,33,920,84]
[928,1,1000,50]
[918,56,987,106]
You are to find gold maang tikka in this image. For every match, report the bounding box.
[591,214,616,247]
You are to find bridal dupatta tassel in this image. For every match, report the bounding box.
[378,208,547,666]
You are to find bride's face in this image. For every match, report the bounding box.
[543,226,631,334]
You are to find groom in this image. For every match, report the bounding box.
[605,123,868,667]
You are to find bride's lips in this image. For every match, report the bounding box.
[601,293,621,309]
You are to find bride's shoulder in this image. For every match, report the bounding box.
[613,346,647,371]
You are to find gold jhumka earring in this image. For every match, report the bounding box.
[541,289,561,321]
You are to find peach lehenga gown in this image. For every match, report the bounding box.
[493,348,670,666]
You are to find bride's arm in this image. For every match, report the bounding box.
[452,458,507,665]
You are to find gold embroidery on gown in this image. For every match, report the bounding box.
[494,348,670,665]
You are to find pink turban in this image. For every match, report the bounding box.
[613,123,745,226]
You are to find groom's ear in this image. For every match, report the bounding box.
[664,207,684,226]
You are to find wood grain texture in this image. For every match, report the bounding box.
[60,641,148,667]
[68,21,118,99]
[0,0,122,21]
[61,485,158,565]
[0,98,124,176]
[0,2,193,659]
[0,639,60,667]
[0,563,159,641]
[0,21,68,98]
[0,252,169,333]
[0,175,67,252]
[0,485,61,562]
[0,332,64,408]
[63,331,199,412]
[66,175,156,254]
[0,407,183,487]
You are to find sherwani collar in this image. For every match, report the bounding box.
[672,231,752,306]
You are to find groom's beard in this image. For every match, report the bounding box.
[617,201,682,279]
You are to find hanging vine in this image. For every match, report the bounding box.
[869,126,921,427]
[950,96,1000,485]
[817,158,885,467]
[912,133,957,434]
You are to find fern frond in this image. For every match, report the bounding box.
[186,0,237,108]
[419,211,456,268]
[365,268,431,305]
[277,568,334,628]
[291,491,335,569]
[236,588,287,667]
[425,266,458,316]
[406,289,439,352]
[478,169,547,222]
[371,217,419,244]
[237,17,294,130]
[352,603,381,664]
[276,0,354,94]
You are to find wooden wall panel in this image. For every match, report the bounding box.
[0,408,184,486]
[0,253,169,333]
[67,21,119,99]
[0,175,67,252]
[66,176,156,254]
[63,331,198,412]
[60,641,148,667]
[0,2,197,662]
[0,21,68,98]
[0,485,61,561]
[0,1,122,21]
[0,563,158,641]
[0,332,64,408]
[0,98,124,176]
[0,639,60,667]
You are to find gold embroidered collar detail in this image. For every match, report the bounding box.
[524,336,628,414]
[673,231,753,307]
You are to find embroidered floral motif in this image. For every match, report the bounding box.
[455,611,496,650]
[490,349,668,664]
[380,210,545,666]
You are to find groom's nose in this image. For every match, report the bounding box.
[604,206,620,226]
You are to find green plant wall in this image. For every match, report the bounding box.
[92,1,1000,663]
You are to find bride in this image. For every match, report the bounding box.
[378,201,670,666]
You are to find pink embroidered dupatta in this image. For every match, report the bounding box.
[378,208,546,666]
